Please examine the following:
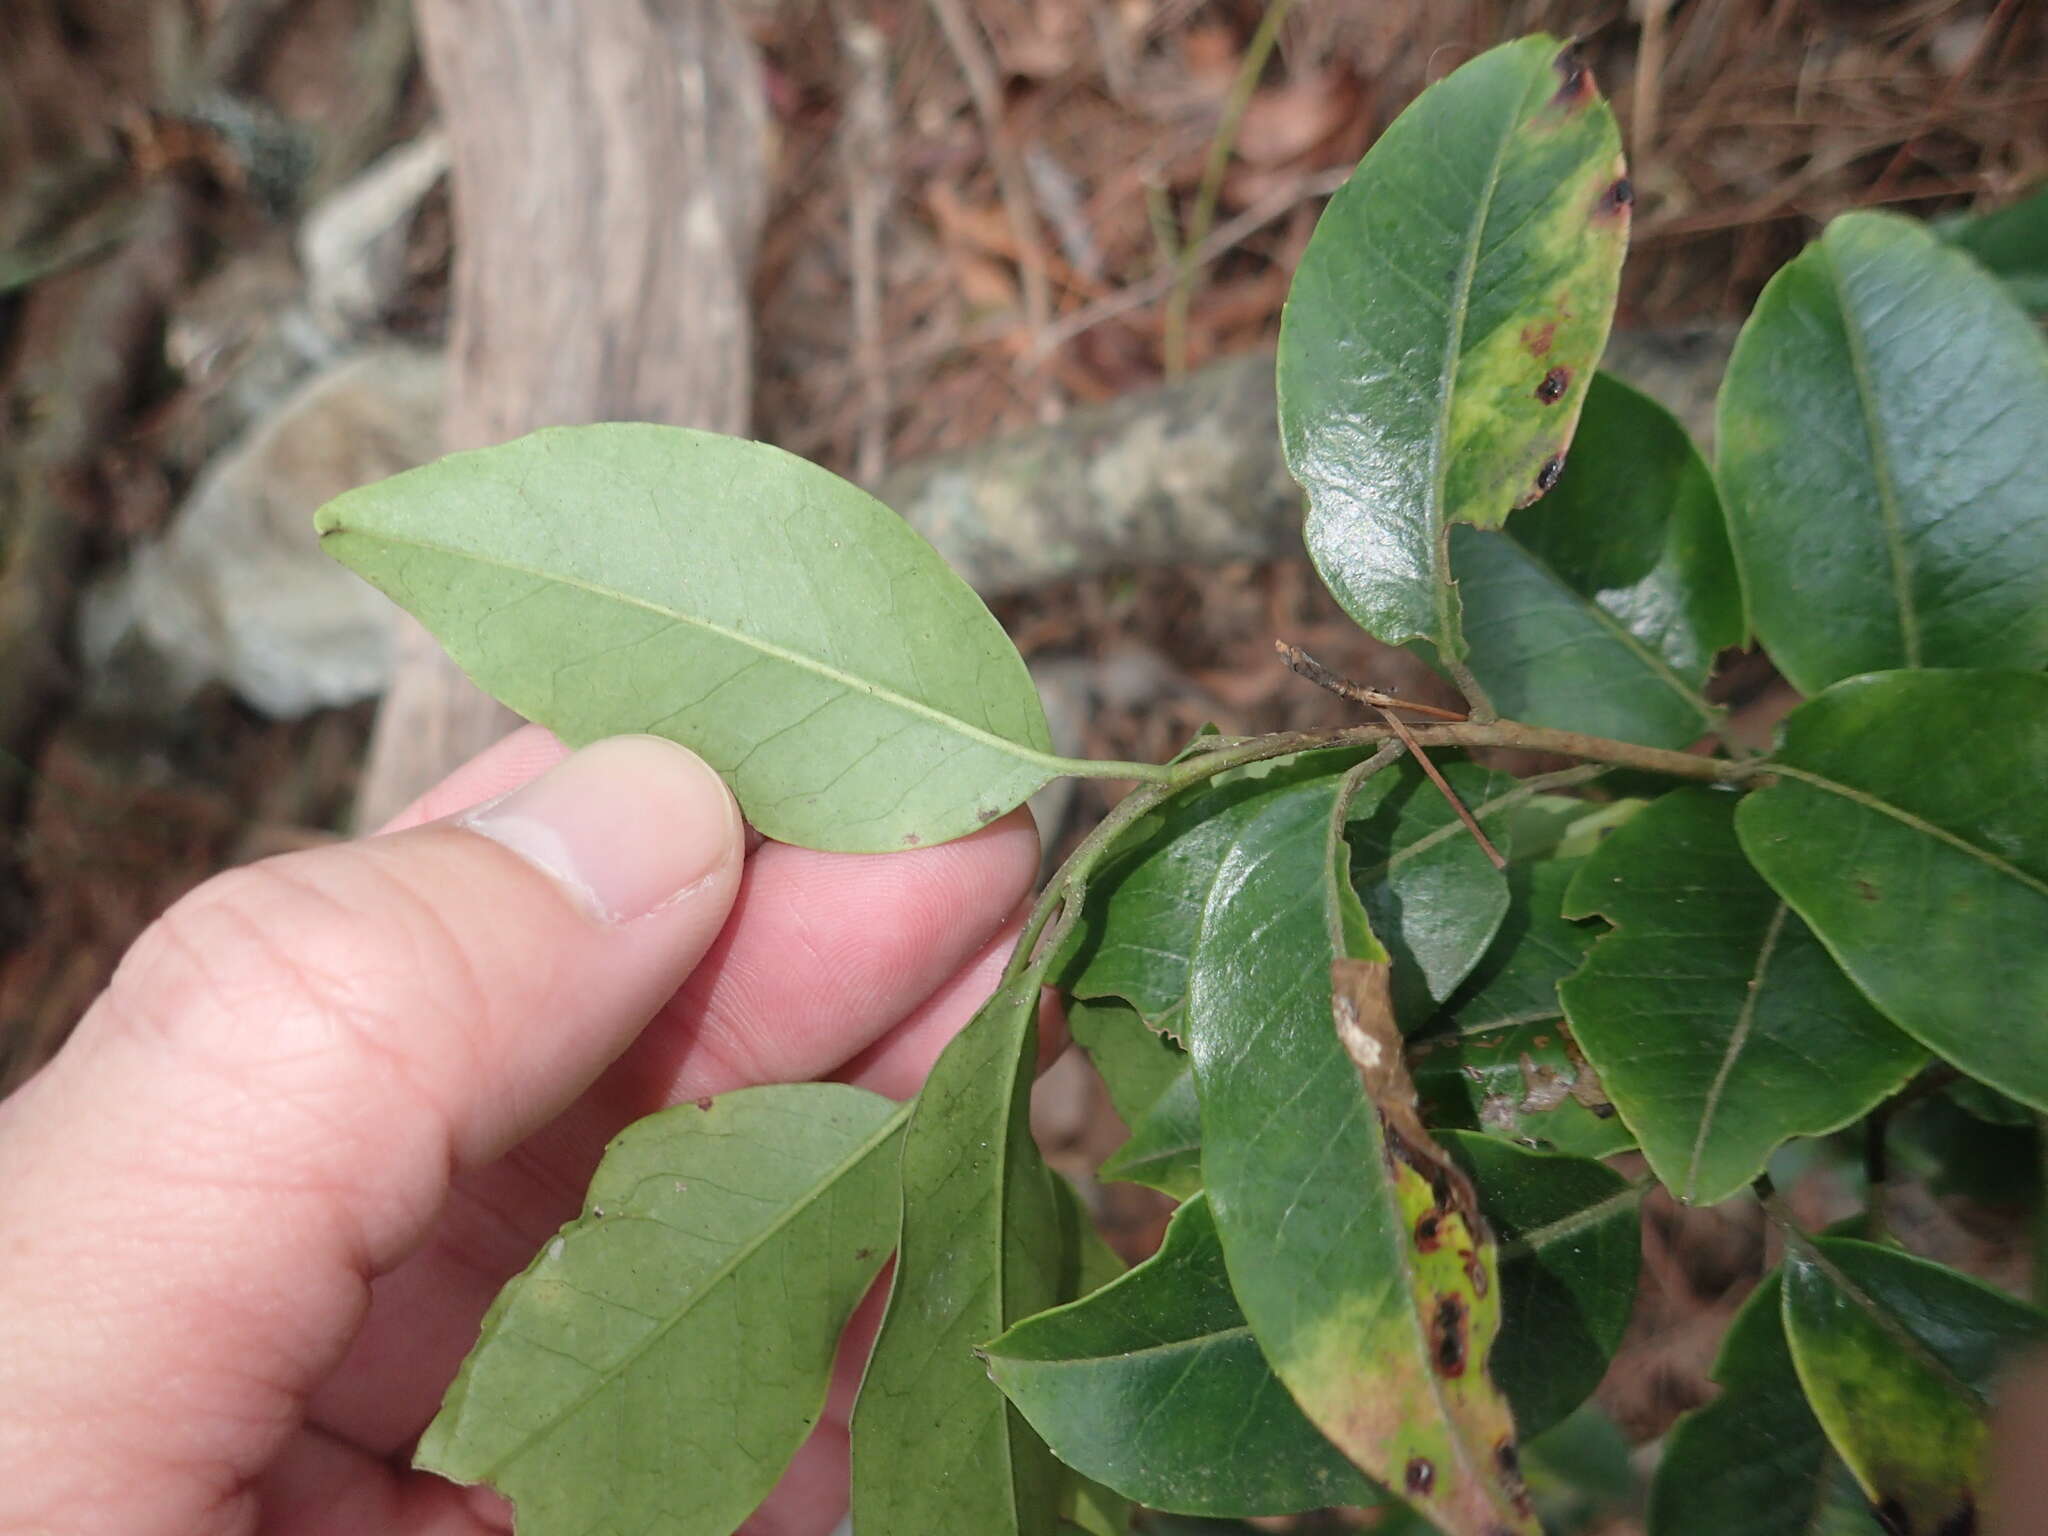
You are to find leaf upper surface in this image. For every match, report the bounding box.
[1716,211,2048,693]
[1185,778,1535,1536]
[1279,35,1627,657]
[415,1085,903,1536]
[1448,372,1739,747]
[317,424,1054,851]
[1782,1238,2048,1534]
[1734,670,2048,1109]
[987,1192,1381,1518]
[1561,787,1923,1206]
[1648,1274,1884,1536]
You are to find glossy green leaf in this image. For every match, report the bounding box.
[1067,997,1201,1196]
[1716,211,2048,693]
[850,976,1067,1535]
[1561,787,1923,1204]
[317,423,1057,852]
[1783,1237,2048,1533]
[1439,1133,1640,1437]
[1940,182,2048,314]
[415,1085,904,1535]
[1649,1273,1885,1536]
[1449,372,1738,747]
[1065,754,1512,1034]
[1347,761,1515,1023]
[1279,35,1627,657]
[988,1193,1382,1517]
[1414,859,1633,1159]
[1735,670,2048,1109]
[1186,778,1535,1536]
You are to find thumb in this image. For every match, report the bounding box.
[0,735,744,1533]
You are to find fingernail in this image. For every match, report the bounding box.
[460,736,741,924]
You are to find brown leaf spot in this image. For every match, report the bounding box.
[1535,366,1570,404]
[1415,1210,1444,1252]
[1405,1457,1436,1497]
[1521,320,1557,357]
[1496,1438,1522,1484]
[856,1247,872,1261]
[1430,1294,1468,1376]
[696,1095,715,1111]
[976,805,1002,824]
[1855,878,1881,901]
[1551,46,1593,108]
[1589,1100,1618,1118]
[1598,177,1635,217]
[1464,1249,1490,1297]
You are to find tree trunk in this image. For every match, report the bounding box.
[353,0,767,828]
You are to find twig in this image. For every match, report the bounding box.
[841,14,893,484]
[1277,642,1502,869]
[1163,0,1299,377]
[1633,0,1671,165]
[1035,165,1348,356]
[927,0,1054,370]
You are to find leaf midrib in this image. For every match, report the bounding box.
[1766,765,2048,898]
[324,524,1062,770]
[1683,902,1790,1202]
[1826,239,1922,668]
[468,1100,909,1480]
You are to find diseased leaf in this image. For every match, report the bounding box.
[1449,373,1738,747]
[1438,1133,1640,1438]
[1413,859,1632,1159]
[1782,1238,2048,1534]
[317,424,1056,852]
[1735,670,2048,1110]
[416,1085,904,1535]
[1648,1273,1885,1536]
[1186,777,1535,1536]
[1279,35,1627,657]
[850,976,1067,1535]
[987,1192,1383,1517]
[1561,787,1923,1205]
[1716,212,2048,693]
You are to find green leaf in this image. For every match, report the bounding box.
[1413,858,1634,1160]
[1098,1067,1202,1199]
[1278,35,1627,658]
[1448,372,1738,747]
[850,976,1067,1535]
[1716,211,2048,694]
[987,1192,1383,1518]
[317,423,1058,852]
[1186,777,1535,1536]
[1560,787,1923,1205]
[1782,1237,2048,1533]
[1940,181,2048,314]
[1064,754,1512,1033]
[1346,761,1515,1022]
[415,1084,904,1535]
[1438,1133,1640,1437]
[1734,670,2048,1109]
[1648,1273,1885,1536]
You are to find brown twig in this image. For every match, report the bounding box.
[1278,642,1503,869]
[840,13,893,484]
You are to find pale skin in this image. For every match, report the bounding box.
[0,727,1046,1535]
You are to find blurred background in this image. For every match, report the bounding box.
[3,1,2044,1523]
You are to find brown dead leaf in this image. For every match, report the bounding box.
[1235,70,1359,167]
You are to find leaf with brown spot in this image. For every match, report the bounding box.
[1185,776,1535,1536]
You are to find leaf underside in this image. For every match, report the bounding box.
[415,1085,904,1536]
[317,423,1054,852]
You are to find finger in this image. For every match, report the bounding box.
[0,737,744,1536]
[307,814,1042,1452]
[377,723,571,834]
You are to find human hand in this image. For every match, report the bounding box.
[0,728,1041,1535]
